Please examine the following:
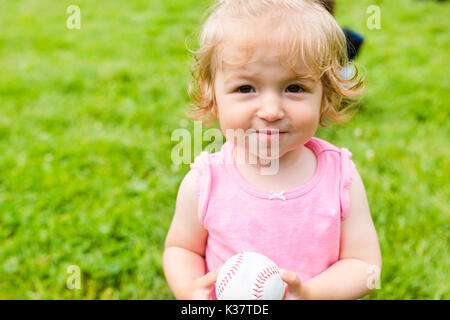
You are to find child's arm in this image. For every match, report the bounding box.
[163,169,218,299]
[281,170,382,300]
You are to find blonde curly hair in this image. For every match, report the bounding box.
[186,0,364,127]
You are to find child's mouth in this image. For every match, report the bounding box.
[253,130,287,141]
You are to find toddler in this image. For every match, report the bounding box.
[163,0,381,300]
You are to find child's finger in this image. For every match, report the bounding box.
[279,269,302,290]
[282,281,288,300]
[200,268,220,287]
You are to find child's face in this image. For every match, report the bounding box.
[214,44,323,160]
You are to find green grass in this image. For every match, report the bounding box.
[0,0,448,299]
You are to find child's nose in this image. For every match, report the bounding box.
[256,91,285,122]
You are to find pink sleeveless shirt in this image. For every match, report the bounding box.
[189,136,356,296]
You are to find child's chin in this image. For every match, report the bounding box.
[247,150,283,162]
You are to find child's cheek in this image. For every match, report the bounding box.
[292,107,319,128]
[219,103,253,130]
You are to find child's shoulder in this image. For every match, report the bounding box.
[190,142,230,168]
[309,137,355,173]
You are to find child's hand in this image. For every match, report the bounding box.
[182,269,219,300]
[279,269,308,300]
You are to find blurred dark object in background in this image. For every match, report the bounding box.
[318,0,364,60]
[342,28,364,61]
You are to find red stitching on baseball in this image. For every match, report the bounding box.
[251,265,280,300]
[216,253,244,299]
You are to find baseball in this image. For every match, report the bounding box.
[215,251,285,300]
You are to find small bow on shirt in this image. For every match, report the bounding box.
[269,190,286,200]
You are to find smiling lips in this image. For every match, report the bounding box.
[255,129,287,135]
[253,129,287,141]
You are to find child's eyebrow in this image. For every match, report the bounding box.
[286,74,317,83]
[224,69,258,82]
[224,72,316,85]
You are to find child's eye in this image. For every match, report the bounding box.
[237,85,254,93]
[236,85,304,94]
[286,84,304,93]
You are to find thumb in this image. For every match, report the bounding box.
[199,268,220,287]
[279,269,302,290]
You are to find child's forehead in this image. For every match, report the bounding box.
[216,41,317,79]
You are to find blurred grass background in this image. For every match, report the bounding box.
[0,0,448,299]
